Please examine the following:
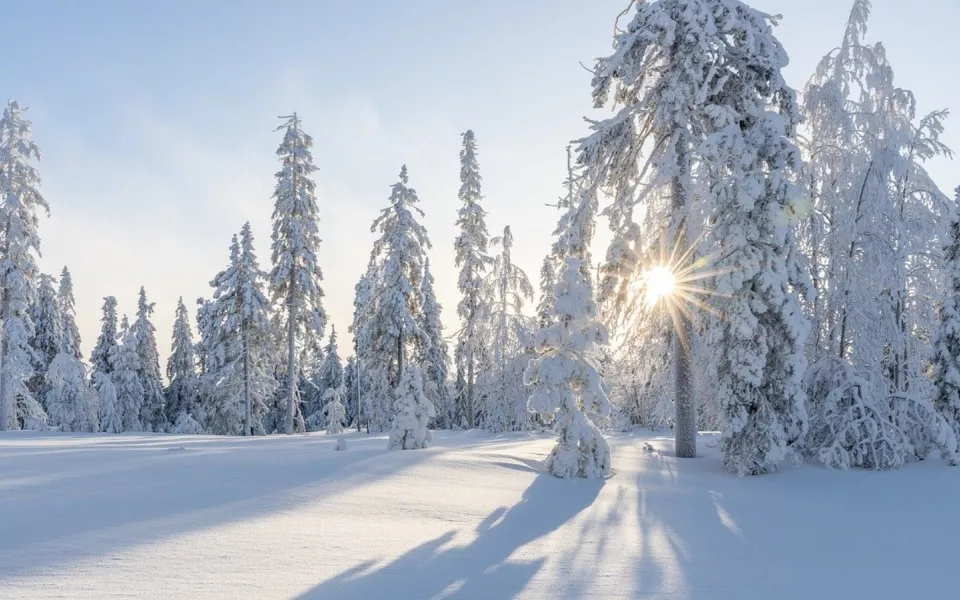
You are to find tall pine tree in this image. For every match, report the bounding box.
[165,297,199,426]
[44,269,96,432]
[368,165,430,386]
[29,273,63,408]
[932,189,960,453]
[269,113,327,435]
[205,224,277,435]
[91,297,119,377]
[526,257,611,479]
[418,258,452,429]
[0,100,48,430]
[454,130,493,429]
[133,287,165,431]
[349,264,379,431]
[580,0,741,458]
[699,3,810,475]
[306,325,343,429]
[479,226,534,433]
[57,267,82,360]
[111,326,143,432]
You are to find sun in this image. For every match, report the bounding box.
[644,265,676,307]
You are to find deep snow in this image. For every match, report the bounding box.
[0,429,957,599]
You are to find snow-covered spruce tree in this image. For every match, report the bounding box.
[110,326,143,431]
[932,193,960,453]
[0,100,49,430]
[93,371,122,434]
[133,287,165,431]
[205,224,278,436]
[526,258,611,479]
[57,267,82,360]
[697,4,811,476]
[418,258,453,429]
[320,386,346,435]
[799,1,956,469]
[29,273,63,408]
[536,146,579,331]
[454,131,493,429]
[348,264,380,431]
[268,113,327,435]
[342,355,359,429]
[44,271,97,432]
[319,327,343,392]
[295,334,324,431]
[364,367,393,435]
[536,257,558,331]
[546,151,594,285]
[306,325,343,429]
[90,297,119,377]
[388,366,436,450]
[479,226,535,433]
[45,352,98,432]
[580,0,774,458]
[194,297,217,418]
[367,166,430,387]
[165,297,199,428]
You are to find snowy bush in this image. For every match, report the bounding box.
[806,357,958,469]
[322,387,346,435]
[806,358,907,470]
[110,328,144,432]
[171,410,205,435]
[94,372,122,434]
[388,367,435,451]
[362,367,393,434]
[45,353,98,432]
[525,257,611,479]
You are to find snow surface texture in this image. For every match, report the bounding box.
[2,430,957,599]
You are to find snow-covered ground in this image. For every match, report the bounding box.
[1,429,956,599]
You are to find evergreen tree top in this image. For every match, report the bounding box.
[268,113,326,341]
[325,325,338,355]
[167,296,197,383]
[459,130,482,203]
[58,266,82,359]
[372,166,429,248]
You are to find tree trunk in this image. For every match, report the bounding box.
[467,350,475,429]
[396,335,404,387]
[356,356,362,433]
[0,331,7,432]
[674,317,696,458]
[285,301,297,435]
[672,144,697,459]
[285,130,299,436]
[243,327,252,437]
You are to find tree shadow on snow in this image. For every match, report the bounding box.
[629,451,960,600]
[0,435,444,581]
[297,473,604,600]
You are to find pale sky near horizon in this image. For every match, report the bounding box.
[3,0,958,365]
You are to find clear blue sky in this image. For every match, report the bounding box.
[4,0,957,361]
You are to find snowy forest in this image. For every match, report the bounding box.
[2,0,959,478]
